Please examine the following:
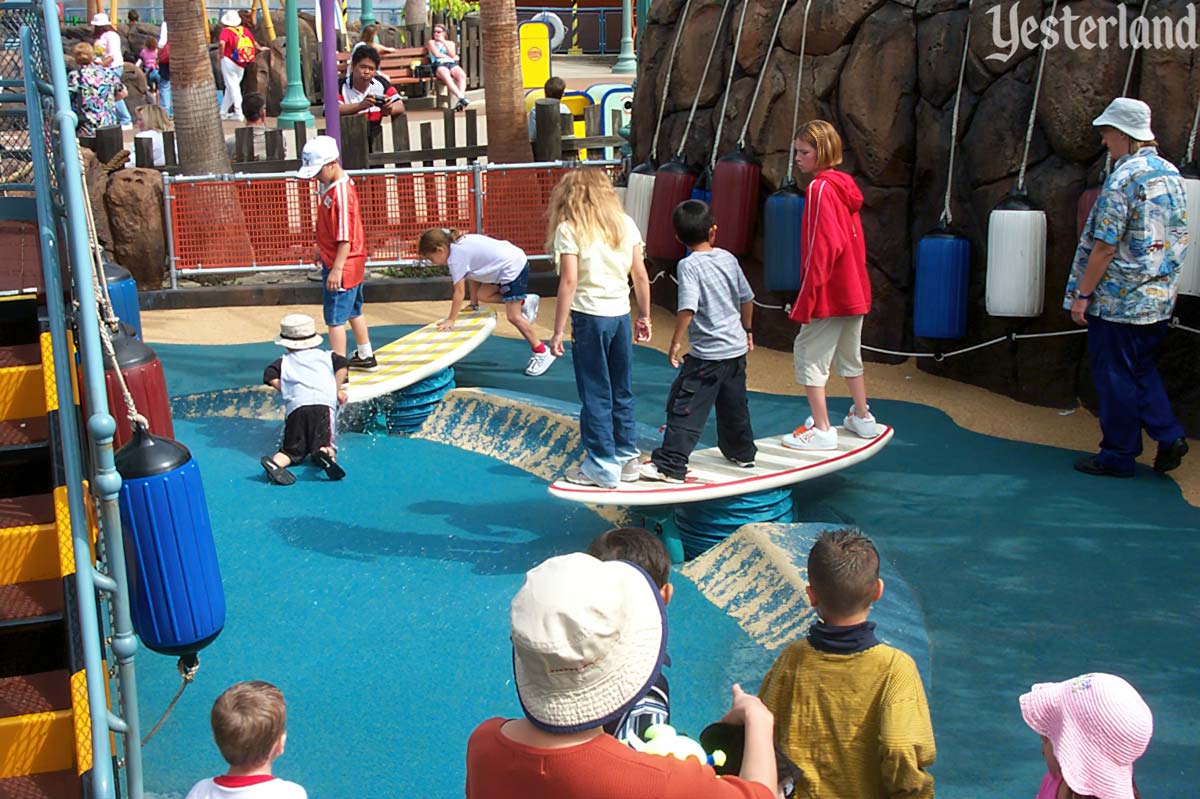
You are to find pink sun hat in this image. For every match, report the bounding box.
[1020,673,1153,799]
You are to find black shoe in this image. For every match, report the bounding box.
[1153,437,1189,473]
[347,353,378,371]
[314,452,346,481]
[1073,455,1133,478]
[261,456,296,486]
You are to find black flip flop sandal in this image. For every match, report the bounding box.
[261,456,296,486]
[314,453,346,481]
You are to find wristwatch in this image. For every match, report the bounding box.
[1075,290,1093,301]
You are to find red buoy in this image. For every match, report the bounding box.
[711,151,761,255]
[1076,186,1102,239]
[645,161,697,261]
[102,325,174,449]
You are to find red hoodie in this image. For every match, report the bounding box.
[788,169,871,325]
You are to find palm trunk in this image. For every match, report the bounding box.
[164,0,229,174]
[479,0,531,164]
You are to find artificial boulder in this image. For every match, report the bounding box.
[104,169,166,289]
[80,148,113,253]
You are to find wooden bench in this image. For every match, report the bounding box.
[336,47,435,100]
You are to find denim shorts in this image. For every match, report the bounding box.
[323,273,364,326]
[500,263,530,303]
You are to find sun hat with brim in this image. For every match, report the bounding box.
[1093,98,1155,143]
[90,12,111,26]
[511,553,667,734]
[274,314,323,350]
[1020,673,1152,799]
[220,9,242,27]
[297,135,340,179]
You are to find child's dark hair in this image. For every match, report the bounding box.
[544,76,566,100]
[587,527,670,589]
[210,680,287,767]
[807,529,879,618]
[672,199,714,247]
[417,227,464,256]
[243,92,267,124]
[351,44,380,67]
[127,9,139,22]
[144,36,157,49]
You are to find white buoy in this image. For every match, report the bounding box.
[986,193,1046,317]
[1178,166,1200,297]
[624,164,655,240]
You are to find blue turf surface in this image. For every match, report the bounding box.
[139,328,1199,798]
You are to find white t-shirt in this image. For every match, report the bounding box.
[552,214,643,317]
[446,234,527,286]
[95,30,123,66]
[184,777,307,799]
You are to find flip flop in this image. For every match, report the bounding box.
[260,456,296,486]
[314,452,346,481]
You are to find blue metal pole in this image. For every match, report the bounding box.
[320,0,341,149]
[279,0,315,125]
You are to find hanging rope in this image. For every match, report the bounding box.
[1016,0,1059,193]
[939,3,972,227]
[709,0,753,171]
[1101,0,1152,176]
[784,0,814,185]
[1186,89,1200,166]
[736,0,790,150]
[648,0,695,163]
[675,0,734,159]
[142,655,201,746]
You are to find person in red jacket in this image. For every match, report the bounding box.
[782,120,882,451]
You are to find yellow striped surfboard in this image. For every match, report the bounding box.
[344,308,496,404]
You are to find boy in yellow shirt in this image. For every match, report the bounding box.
[759,530,936,798]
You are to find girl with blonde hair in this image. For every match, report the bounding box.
[547,167,653,488]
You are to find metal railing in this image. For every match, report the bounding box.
[13,2,143,798]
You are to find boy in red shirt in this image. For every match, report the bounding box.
[297,136,376,369]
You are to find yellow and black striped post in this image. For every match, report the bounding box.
[568,0,583,54]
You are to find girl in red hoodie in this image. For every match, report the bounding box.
[781,120,882,451]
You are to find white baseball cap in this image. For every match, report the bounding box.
[297,135,340,179]
[220,9,241,27]
[90,12,111,26]
[1093,98,1155,143]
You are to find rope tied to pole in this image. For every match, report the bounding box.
[676,0,735,159]
[649,0,695,163]
[710,0,753,171]
[784,0,814,185]
[939,2,972,227]
[1016,0,1059,193]
[141,654,201,746]
[736,0,791,151]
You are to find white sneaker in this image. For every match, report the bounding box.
[620,456,641,482]
[843,408,881,439]
[781,424,839,451]
[639,461,685,483]
[521,293,540,325]
[525,348,557,376]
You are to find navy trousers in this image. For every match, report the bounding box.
[1087,316,1184,475]
[651,354,756,479]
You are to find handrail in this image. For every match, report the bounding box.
[24,2,145,797]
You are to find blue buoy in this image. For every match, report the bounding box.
[674,489,794,560]
[116,425,224,656]
[690,167,712,204]
[104,261,142,339]
[913,227,971,339]
[763,184,804,293]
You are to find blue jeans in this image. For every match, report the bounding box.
[157,80,173,115]
[1087,315,1185,475]
[115,98,131,125]
[570,311,638,487]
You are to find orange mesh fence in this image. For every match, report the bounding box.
[356,170,475,262]
[480,166,568,257]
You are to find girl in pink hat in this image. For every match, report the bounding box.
[1020,673,1152,799]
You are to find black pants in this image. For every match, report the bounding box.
[651,354,756,479]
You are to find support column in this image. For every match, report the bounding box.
[320,0,341,148]
[361,0,375,27]
[611,0,636,74]
[279,0,315,125]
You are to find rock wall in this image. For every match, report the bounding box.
[632,0,1200,432]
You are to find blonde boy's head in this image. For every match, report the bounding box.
[211,681,288,768]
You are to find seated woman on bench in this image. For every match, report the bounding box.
[425,22,469,111]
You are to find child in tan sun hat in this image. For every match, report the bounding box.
[465,552,778,798]
[1020,672,1153,799]
[260,314,348,486]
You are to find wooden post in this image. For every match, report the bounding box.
[134,136,155,168]
[442,106,456,165]
[265,128,285,160]
[390,112,410,166]
[162,131,177,167]
[532,99,563,162]
[340,113,370,169]
[291,119,309,157]
[234,127,257,162]
[94,126,124,165]
[465,108,479,164]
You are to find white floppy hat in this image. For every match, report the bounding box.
[90,12,111,26]
[1093,98,1155,143]
[220,9,242,27]
[1020,673,1153,799]
[297,135,340,179]
[511,553,667,733]
[274,314,323,350]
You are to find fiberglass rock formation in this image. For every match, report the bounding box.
[631,0,1199,431]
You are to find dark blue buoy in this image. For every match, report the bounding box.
[104,261,141,339]
[763,183,804,293]
[116,425,224,656]
[913,227,971,339]
[690,167,712,204]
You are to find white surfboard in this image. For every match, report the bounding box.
[344,308,496,404]
[548,426,894,506]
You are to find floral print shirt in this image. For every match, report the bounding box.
[1064,147,1190,324]
[67,65,124,138]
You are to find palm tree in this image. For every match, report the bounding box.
[479,0,531,164]
[163,0,230,174]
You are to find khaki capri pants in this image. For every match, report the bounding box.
[793,316,865,386]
